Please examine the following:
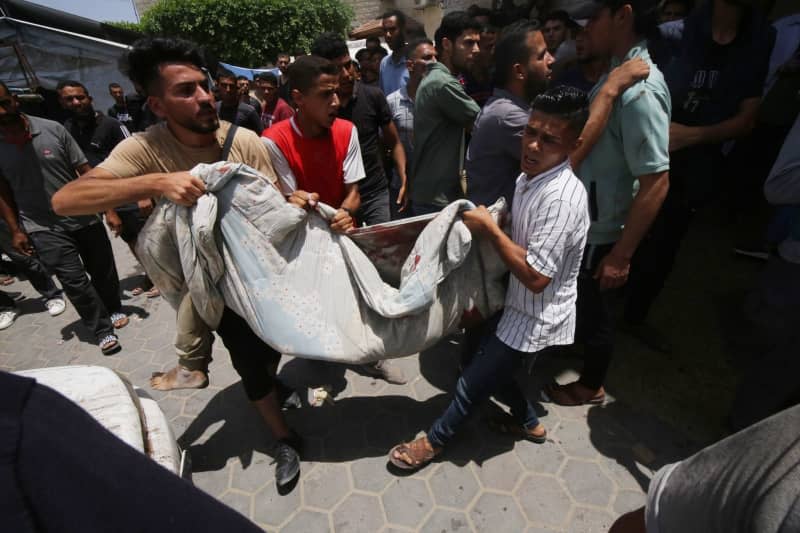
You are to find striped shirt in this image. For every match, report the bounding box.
[495,160,590,353]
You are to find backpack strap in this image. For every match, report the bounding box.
[221,124,238,161]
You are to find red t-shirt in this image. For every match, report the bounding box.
[262,118,363,207]
[261,97,294,130]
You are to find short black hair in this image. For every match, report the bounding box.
[601,0,662,39]
[493,21,539,87]
[434,11,483,51]
[0,80,10,96]
[365,36,381,47]
[287,55,340,94]
[56,80,89,94]
[216,68,236,81]
[405,37,434,60]
[531,85,589,134]
[276,52,290,60]
[310,32,349,61]
[236,75,249,82]
[108,82,122,90]
[255,72,278,85]
[123,37,208,96]
[467,5,492,19]
[543,10,572,25]
[380,9,406,29]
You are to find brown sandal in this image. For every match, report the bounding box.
[388,436,441,471]
[487,412,547,444]
[543,382,605,406]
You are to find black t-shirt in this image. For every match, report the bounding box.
[215,102,264,134]
[64,112,128,167]
[338,83,392,197]
[107,103,135,132]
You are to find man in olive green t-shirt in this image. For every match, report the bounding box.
[409,11,481,215]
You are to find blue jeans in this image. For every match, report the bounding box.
[427,333,540,448]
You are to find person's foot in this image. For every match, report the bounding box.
[45,297,66,317]
[388,435,441,472]
[273,435,302,488]
[542,381,605,406]
[150,365,209,391]
[359,360,407,384]
[621,321,673,354]
[0,308,19,330]
[110,312,129,329]
[99,334,121,355]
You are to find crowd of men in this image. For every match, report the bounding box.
[1,0,799,530]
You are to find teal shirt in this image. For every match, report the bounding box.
[579,42,671,245]
[410,62,480,207]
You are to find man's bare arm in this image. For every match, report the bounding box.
[571,58,651,170]
[669,98,760,152]
[52,167,207,216]
[594,171,669,289]
[382,122,408,209]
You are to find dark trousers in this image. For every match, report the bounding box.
[0,290,15,309]
[730,255,800,430]
[428,332,539,448]
[0,223,61,301]
[575,243,615,390]
[1,372,264,533]
[625,184,694,323]
[356,188,391,227]
[216,307,281,401]
[28,224,121,341]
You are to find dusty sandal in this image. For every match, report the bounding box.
[487,412,547,444]
[388,436,440,471]
[543,382,605,406]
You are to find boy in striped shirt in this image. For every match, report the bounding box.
[389,86,590,470]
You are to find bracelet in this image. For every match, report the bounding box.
[340,207,353,217]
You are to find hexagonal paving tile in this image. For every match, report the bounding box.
[475,450,524,492]
[469,492,526,533]
[280,510,330,533]
[349,452,394,493]
[253,479,302,527]
[230,454,274,493]
[515,440,566,475]
[553,420,600,460]
[614,489,647,515]
[332,493,385,533]
[302,463,350,510]
[561,459,615,507]
[217,490,253,520]
[567,506,615,533]
[515,474,572,528]
[382,477,434,528]
[420,509,473,533]
[428,462,480,509]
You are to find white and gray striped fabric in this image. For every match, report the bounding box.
[496,160,590,353]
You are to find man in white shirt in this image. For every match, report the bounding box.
[388,86,591,471]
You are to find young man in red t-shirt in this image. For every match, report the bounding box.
[255,72,294,130]
[261,56,407,384]
[262,55,362,233]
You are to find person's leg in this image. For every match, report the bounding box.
[410,202,442,217]
[356,188,391,227]
[73,224,123,316]
[28,230,115,344]
[427,334,537,448]
[1,246,61,301]
[151,294,213,391]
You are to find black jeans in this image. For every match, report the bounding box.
[575,243,615,390]
[216,307,282,401]
[356,188,391,227]
[625,180,694,323]
[0,223,61,300]
[29,224,121,341]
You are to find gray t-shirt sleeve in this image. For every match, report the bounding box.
[620,87,670,177]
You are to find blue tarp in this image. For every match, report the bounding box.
[218,61,280,81]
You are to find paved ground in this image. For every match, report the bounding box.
[0,206,760,532]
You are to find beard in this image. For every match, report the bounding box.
[524,70,549,102]
[178,104,219,134]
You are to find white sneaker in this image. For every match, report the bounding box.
[0,309,19,330]
[46,298,66,317]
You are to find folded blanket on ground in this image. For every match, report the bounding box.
[137,162,507,363]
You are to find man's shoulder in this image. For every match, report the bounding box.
[28,114,65,134]
[620,65,669,110]
[358,83,388,102]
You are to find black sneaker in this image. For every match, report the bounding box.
[277,381,303,410]
[273,435,301,488]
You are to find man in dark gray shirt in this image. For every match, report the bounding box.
[0,81,127,355]
[466,22,554,207]
[215,69,263,134]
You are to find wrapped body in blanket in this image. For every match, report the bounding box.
[137,162,507,364]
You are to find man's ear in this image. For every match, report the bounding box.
[512,62,526,81]
[441,37,453,58]
[290,88,303,109]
